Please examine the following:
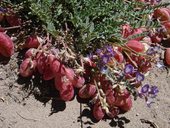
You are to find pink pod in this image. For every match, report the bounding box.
[150,34,162,43]
[165,48,170,66]
[72,76,85,88]
[0,27,5,32]
[154,8,170,22]
[37,53,46,74]
[24,48,36,58]
[6,14,21,26]
[42,54,56,80]
[121,24,131,38]
[120,96,132,112]
[0,32,14,57]
[93,102,105,121]
[78,84,96,99]
[126,40,144,52]
[106,90,116,107]
[59,83,74,101]
[163,22,170,35]
[19,58,37,77]
[50,59,63,75]
[23,35,40,49]
[43,65,55,80]
[130,28,144,41]
[64,67,75,81]
[114,50,124,63]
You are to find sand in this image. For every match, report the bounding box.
[0,51,170,128]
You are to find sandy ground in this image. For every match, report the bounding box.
[0,52,170,128]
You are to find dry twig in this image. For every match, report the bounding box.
[0,97,5,102]
[140,119,159,128]
[16,112,39,122]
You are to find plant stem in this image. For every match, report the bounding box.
[4,26,21,30]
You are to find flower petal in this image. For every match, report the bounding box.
[136,72,145,82]
[141,84,150,93]
[124,64,134,74]
[149,86,159,95]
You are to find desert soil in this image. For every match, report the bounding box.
[0,51,170,128]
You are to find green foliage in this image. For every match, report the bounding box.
[28,0,59,36]
[6,0,170,53]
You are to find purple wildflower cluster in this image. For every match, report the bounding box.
[124,64,159,106]
[96,45,115,70]
[0,7,7,13]
[124,64,145,83]
[94,46,159,107]
[139,84,159,107]
[146,46,161,55]
[124,64,159,107]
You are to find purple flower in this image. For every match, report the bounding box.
[149,86,159,95]
[124,64,134,74]
[0,7,7,13]
[138,84,149,98]
[153,46,161,53]
[101,54,110,64]
[146,98,155,108]
[100,66,108,74]
[87,52,93,59]
[96,49,103,56]
[139,84,159,107]
[146,47,155,55]
[146,46,162,55]
[105,45,115,57]
[105,45,113,52]
[156,0,162,3]
[136,72,145,82]
[141,84,150,93]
